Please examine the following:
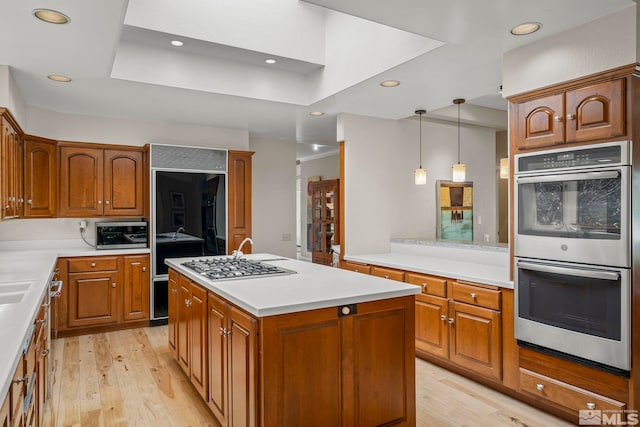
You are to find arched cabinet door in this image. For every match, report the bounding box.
[58,146,103,217]
[565,78,625,143]
[103,149,144,216]
[515,93,565,150]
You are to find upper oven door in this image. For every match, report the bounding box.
[514,166,630,267]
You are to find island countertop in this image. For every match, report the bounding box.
[165,253,420,317]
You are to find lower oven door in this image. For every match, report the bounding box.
[515,258,630,371]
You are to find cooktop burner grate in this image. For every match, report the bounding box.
[181,258,295,280]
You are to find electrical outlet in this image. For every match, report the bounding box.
[477,216,482,225]
[79,220,87,230]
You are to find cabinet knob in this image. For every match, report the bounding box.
[42,349,50,357]
[142,267,147,272]
[98,200,102,204]
[36,318,46,324]
[105,200,110,205]
[447,318,454,324]
[470,292,477,299]
[586,402,596,410]
[536,383,544,391]
[91,263,96,267]
[14,375,28,384]
[26,199,32,205]
[554,115,563,122]
[440,315,446,321]
[354,269,359,273]
[567,113,576,120]
[172,289,177,294]
[383,275,389,279]
[421,283,427,292]
[112,283,116,288]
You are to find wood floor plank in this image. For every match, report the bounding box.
[44,326,573,427]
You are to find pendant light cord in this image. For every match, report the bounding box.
[419,111,423,168]
[456,102,460,164]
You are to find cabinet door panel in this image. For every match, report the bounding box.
[24,139,56,217]
[228,151,253,254]
[566,79,625,143]
[449,301,502,381]
[0,392,8,427]
[168,270,178,356]
[515,94,564,150]
[190,283,208,401]
[177,277,191,375]
[228,307,258,427]
[343,297,416,427]
[103,150,144,216]
[415,293,448,359]
[207,293,228,426]
[261,307,340,427]
[59,147,103,217]
[123,255,149,321]
[67,271,118,327]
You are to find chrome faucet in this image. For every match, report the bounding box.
[232,237,253,259]
[173,226,185,241]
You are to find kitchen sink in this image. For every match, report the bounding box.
[0,292,25,305]
[0,280,32,293]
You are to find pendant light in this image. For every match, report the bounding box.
[499,158,509,179]
[414,109,427,185]
[452,99,466,182]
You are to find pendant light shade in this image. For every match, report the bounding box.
[499,157,509,179]
[452,98,466,183]
[414,109,427,185]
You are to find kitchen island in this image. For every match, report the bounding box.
[166,254,419,427]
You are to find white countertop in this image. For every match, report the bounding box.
[0,240,150,401]
[166,254,420,317]
[345,241,513,289]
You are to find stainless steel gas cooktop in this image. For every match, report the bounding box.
[181,258,296,281]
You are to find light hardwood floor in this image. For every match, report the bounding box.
[43,326,573,427]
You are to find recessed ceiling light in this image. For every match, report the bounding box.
[309,111,324,117]
[47,74,72,82]
[511,22,542,36]
[33,9,70,24]
[313,144,319,151]
[380,80,400,88]
[171,40,184,47]
[265,59,277,64]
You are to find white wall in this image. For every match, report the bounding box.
[502,6,636,97]
[249,137,297,258]
[339,113,496,256]
[299,154,340,259]
[0,65,27,126]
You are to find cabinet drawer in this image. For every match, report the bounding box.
[371,266,404,282]
[68,257,118,273]
[519,368,625,413]
[405,273,447,297]
[340,261,371,275]
[10,360,24,422]
[452,281,501,310]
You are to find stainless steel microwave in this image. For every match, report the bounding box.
[96,222,148,249]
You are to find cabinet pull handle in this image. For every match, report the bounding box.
[185,299,190,307]
[567,113,576,120]
[172,288,177,294]
[42,302,50,308]
[219,326,225,335]
[421,283,427,291]
[383,275,389,279]
[142,267,147,272]
[36,319,46,324]
[447,318,454,324]
[554,115,563,122]
[42,349,50,357]
[354,269,359,273]
[586,402,596,410]
[91,263,96,267]
[27,199,32,205]
[112,283,116,288]
[14,375,28,384]
[440,315,446,321]
[536,383,544,391]
[470,292,477,299]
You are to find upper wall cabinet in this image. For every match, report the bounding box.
[58,144,145,217]
[511,78,626,152]
[24,136,57,218]
[1,112,23,219]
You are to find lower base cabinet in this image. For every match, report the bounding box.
[0,394,8,427]
[169,268,416,427]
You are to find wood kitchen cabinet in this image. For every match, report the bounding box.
[0,394,8,427]
[1,110,24,220]
[122,255,150,322]
[175,275,208,401]
[168,269,179,357]
[371,265,404,281]
[511,78,626,151]
[58,143,145,217]
[310,179,340,266]
[406,272,503,382]
[207,291,258,427]
[55,254,150,337]
[23,136,57,218]
[339,260,371,274]
[227,150,254,254]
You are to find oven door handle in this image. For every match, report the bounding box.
[516,170,620,184]
[517,261,620,281]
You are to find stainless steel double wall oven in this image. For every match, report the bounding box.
[514,140,631,372]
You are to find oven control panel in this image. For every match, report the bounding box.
[516,142,627,173]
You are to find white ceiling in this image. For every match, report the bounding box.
[0,0,634,160]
